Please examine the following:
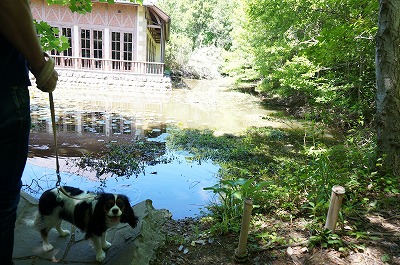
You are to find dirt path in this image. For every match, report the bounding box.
[150,200,400,265]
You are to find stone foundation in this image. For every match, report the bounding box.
[30,69,172,93]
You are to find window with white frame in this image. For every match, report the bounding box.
[81,29,91,68]
[111,31,134,71]
[123,33,133,70]
[111,32,121,69]
[93,30,103,69]
[81,29,103,69]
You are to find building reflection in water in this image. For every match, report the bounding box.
[30,110,169,138]
[29,108,167,157]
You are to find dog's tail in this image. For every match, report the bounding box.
[21,210,43,231]
[33,211,47,231]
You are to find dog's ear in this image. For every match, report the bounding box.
[119,195,138,228]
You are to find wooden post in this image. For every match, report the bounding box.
[234,198,253,263]
[325,185,346,232]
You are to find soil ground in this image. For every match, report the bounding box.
[151,206,400,265]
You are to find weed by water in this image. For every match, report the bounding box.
[203,178,271,234]
[168,124,399,241]
[75,140,172,180]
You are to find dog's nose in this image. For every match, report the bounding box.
[112,208,119,214]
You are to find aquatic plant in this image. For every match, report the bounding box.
[75,140,173,179]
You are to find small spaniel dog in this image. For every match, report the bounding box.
[35,186,138,262]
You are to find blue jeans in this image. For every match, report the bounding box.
[0,86,30,265]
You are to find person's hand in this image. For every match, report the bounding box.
[32,53,58,93]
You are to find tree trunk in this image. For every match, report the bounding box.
[376,0,400,175]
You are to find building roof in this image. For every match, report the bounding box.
[112,0,170,42]
[147,5,170,41]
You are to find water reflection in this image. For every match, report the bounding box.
[25,78,299,218]
[32,110,137,137]
[22,151,219,219]
[29,107,169,157]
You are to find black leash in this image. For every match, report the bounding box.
[49,91,95,201]
[49,92,61,188]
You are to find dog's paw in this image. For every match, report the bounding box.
[59,229,70,237]
[96,250,106,262]
[102,241,112,250]
[43,243,54,252]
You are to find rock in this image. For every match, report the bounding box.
[105,199,171,265]
[128,200,172,265]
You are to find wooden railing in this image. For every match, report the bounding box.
[52,55,165,75]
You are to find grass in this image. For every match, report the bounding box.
[166,124,399,251]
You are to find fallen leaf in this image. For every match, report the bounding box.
[287,246,294,256]
[191,240,206,246]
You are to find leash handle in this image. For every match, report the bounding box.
[49,92,61,187]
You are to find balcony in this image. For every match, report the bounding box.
[52,54,165,75]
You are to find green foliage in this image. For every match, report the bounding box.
[157,0,237,77]
[265,56,320,99]
[166,128,261,165]
[158,0,235,50]
[381,254,391,263]
[309,229,344,250]
[226,0,378,127]
[46,0,142,13]
[256,231,286,247]
[204,178,270,233]
[202,177,270,234]
[168,125,399,238]
[34,20,69,52]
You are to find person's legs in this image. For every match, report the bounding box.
[0,193,20,265]
[0,85,30,265]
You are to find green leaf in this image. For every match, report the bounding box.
[241,178,254,192]
[232,191,242,200]
[381,254,390,263]
[203,184,219,191]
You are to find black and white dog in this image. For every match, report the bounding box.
[35,186,138,262]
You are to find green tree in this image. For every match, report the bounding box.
[158,0,237,76]
[233,0,377,126]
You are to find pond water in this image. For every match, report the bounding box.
[24,78,300,219]
[23,151,219,220]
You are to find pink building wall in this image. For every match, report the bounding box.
[30,1,137,29]
[30,0,141,62]
[29,0,168,75]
